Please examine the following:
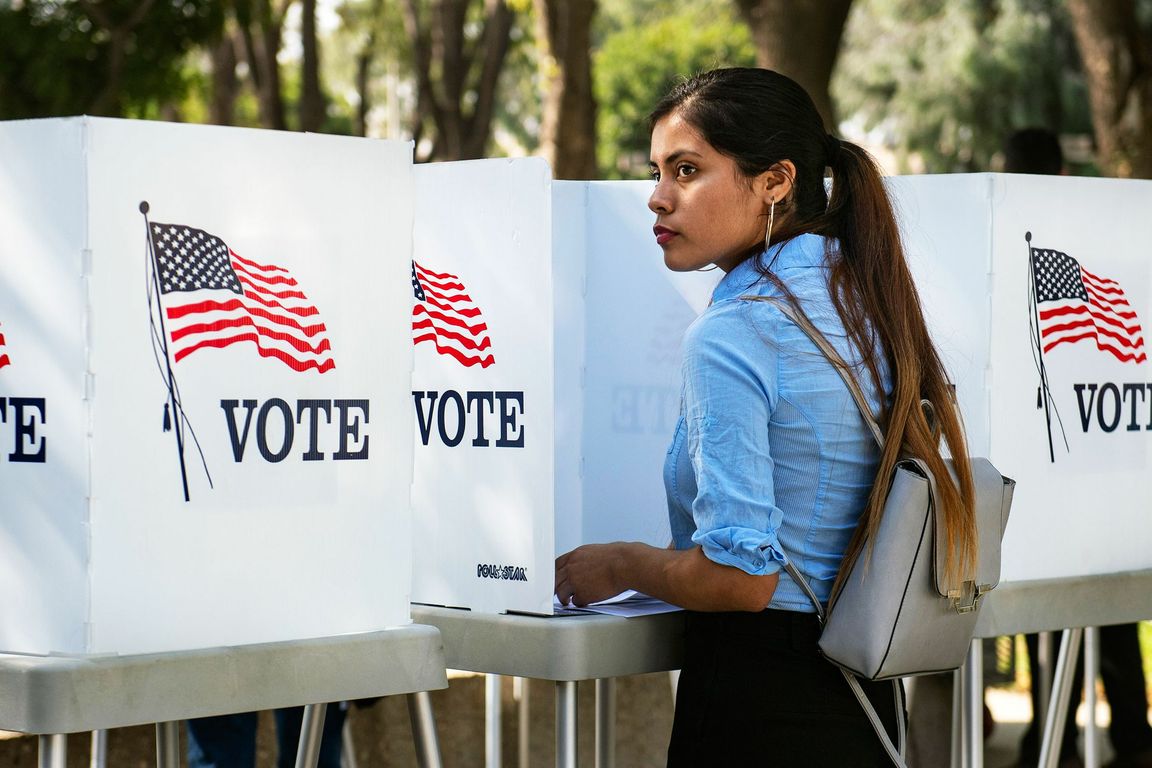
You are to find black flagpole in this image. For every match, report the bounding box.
[141,201,191,501]
[1026,231,1056,463]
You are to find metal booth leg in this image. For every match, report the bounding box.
[959,638,984,768]
[556,681,578,768]
[514,677,530,768]
[407,691,444,768]
[341,716,359,768]
[294,703,327,768]
[1039,627,1084,768]
[90,729,108,768]
[38,734,67,768]
[156,721,181,768]
[951,668,963,768]
[486,674,502,768]
[595,678,616,768]
[1084,627,1100,768]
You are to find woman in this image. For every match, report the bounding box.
[553,68,977,766]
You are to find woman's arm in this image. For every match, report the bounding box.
[554,542,778,613]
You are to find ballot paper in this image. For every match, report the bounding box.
[553,590,682,618]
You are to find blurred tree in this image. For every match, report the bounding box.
[233,0,290,129]
[1066,0,1152,178]
[594,0,755,179]
[735,0,854,130]
[401,0,516,160]
[299,0,327,131]
[835,0,1093,173]
[0,0,224,119]
[209,15,240,125]
[326,0,410,137]
[533,0,597,178]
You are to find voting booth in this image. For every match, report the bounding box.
[0,117,416,655]
[890,173,1152,583]
[410,164,710,615]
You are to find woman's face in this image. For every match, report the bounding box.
[648,112,771,273]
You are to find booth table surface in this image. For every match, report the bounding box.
[415,568,1152,681]
[975,569,1152,637]
[0,625,447,735]
[410,606,688,681]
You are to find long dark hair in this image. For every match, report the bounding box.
[650,68,977,586]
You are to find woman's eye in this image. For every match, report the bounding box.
[649,168,661,182]
[677,164,697,178]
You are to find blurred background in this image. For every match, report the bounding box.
[2,1,1152,765]
[1,0,1149,180]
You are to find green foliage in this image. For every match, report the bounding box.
[594,0,755,179]
[834,0,1092,173]
[0,0,224,119]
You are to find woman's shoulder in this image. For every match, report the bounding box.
[681,294,788,377]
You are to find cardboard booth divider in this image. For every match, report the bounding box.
[410,166,712,616]
[0,117,416,655]
[889,173,1152,583]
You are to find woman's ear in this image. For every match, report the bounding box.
[758,160,796,206]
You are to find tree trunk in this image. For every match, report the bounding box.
[735,0,853,132]
[79,0,158,116]
[533,0,598,179]
[353,0,385,137]
[299,0,326,132]
[210,26,239,126]
[1067,0,1152,178]
[402,0,515,161]
[235,0,289,130]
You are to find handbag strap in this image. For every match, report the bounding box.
[783,560,909,768]
[745,295,909,767]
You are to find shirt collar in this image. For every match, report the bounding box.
[712,233,830,302]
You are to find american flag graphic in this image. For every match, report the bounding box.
[150,222,335,373]
[1031,247,1146,364]
[412,261,495,368]
[0,322,10,370]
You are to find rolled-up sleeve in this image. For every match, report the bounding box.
[683,301,787,576]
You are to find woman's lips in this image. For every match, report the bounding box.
[653,225,678,245]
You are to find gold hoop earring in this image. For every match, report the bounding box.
[764,199,776,252]
[695,264,719,272]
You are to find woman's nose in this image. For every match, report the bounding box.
[648,181,672,214]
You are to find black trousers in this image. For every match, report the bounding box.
[668,609,905,767]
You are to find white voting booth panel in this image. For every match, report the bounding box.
[886,173,1152,582]
[0,117,415,655]
[554,181,716,556]
[411,167,711,615]
[410,158,555,615]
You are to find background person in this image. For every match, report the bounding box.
[554,66,979,766]
[187,704,346,768]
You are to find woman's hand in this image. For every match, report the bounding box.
[555,542,780,612]
[554,543,630,607]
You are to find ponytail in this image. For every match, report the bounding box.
[826,140,978,588]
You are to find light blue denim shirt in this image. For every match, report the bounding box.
[664,233,891,612]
